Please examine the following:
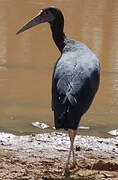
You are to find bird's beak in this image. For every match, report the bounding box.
[16,12,43,35]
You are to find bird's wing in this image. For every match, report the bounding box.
[52,50,100,109]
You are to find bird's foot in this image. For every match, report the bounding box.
[70,160,78,169]
[62,167,70,176]
[73,160,78,167]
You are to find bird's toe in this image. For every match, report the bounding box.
[73,161,78,168]
[62,167,70,176]
[69,160,78,170]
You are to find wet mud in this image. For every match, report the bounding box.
[0,132,118,180]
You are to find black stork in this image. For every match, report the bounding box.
[16,6,100,175]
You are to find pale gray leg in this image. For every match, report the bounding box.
[62,129,77,176]
[72,129,77,167]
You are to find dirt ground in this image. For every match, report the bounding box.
[0,132,118,180]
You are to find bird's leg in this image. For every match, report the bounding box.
[62,129,77,176]
[62,129,72,176]
[71,129,77,167]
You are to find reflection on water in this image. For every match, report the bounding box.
[0,0,118,137]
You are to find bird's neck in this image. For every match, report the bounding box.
[50,22,66,53]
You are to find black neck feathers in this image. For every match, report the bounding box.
[49,8,67,53]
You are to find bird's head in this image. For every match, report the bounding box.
[16,6,64,35]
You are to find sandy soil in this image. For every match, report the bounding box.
[0,132,118,180]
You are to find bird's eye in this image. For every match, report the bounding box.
[42,11,49,17]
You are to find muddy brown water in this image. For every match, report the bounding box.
[0,0,118,137]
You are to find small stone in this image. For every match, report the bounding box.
[76,146,81,151]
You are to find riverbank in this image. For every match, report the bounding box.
[0,132,118,179]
